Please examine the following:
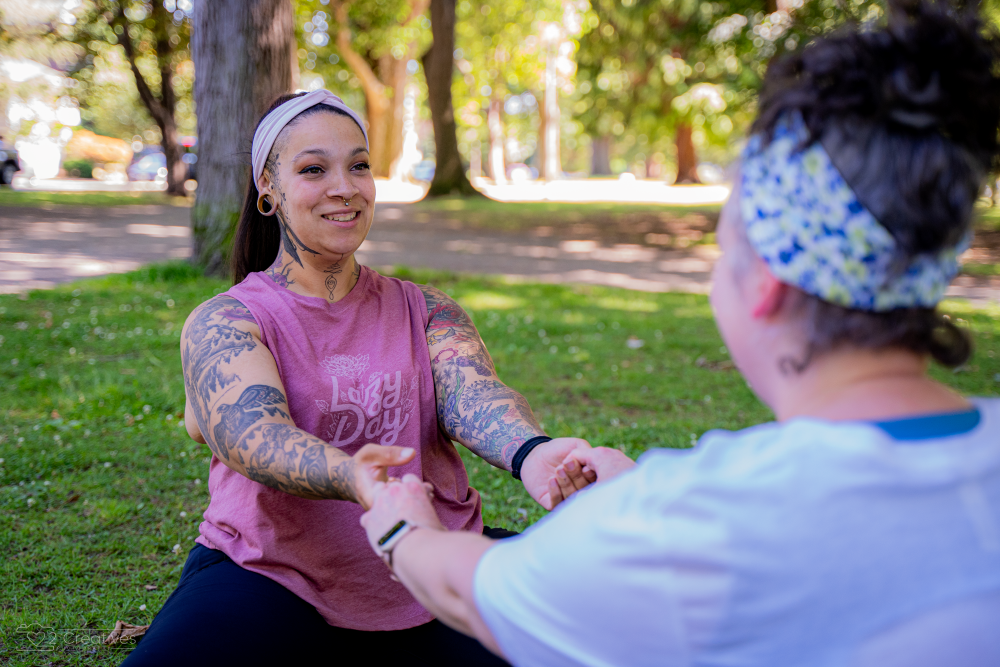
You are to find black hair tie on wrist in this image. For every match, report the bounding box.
[511,435,553,481]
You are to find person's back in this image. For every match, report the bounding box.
[478,400,1000,666]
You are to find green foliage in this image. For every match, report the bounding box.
[573,0,887,172]
[62,159,95,179]
[69,0,195,142]
[452,0,567,164]
[1,264,998,663]
[293,0,430,118]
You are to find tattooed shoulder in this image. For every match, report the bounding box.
[181,295,262,461]
[418,285,481,346]
[186,295,257,331]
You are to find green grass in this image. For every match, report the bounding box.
[963,263,1000,277]
[976,205,1000,232]
[409,195,722,237]
[0,189,188,208]
[2,263,999,664]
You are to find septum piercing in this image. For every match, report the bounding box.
[343,196,352,206]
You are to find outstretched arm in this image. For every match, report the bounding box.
[420,285,543,470]
[420,286,593,509]
[181,295,411,505]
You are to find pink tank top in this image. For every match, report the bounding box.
[196,267,483,630]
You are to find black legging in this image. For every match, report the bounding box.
[120,528,516,666]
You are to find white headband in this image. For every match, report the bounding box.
[251,89,369,184]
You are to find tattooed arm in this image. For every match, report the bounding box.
[420,286,593,509]
[421,286,542,469]
[180,295,412,505]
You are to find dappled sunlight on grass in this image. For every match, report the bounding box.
[457,291,526,311]
[595,296,661,312]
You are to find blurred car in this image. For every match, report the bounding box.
[181,152,197,180]
[128,151,167,181]
[411,160,435,182]
[0,138,21,185]
[128,148,197,182]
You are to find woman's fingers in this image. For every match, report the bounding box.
[554,465,578,500]
[561,459,592,490]
[563,446,637,482]
[547,477,564,510]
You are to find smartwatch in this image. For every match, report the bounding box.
[377,520,418,571]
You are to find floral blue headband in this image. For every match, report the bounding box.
[739,115,969,311]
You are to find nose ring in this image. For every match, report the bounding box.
[343,196,352,206]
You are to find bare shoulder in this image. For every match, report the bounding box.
[418,284,470,324]
[418,284,452,310]
[180,294,263,382]
[182,294,260,340]
[417,284,481,346]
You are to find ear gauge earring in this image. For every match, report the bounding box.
[257,192,276,216]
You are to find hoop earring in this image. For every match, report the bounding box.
[257,192,276,216]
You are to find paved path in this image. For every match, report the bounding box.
[0,204,192,293]
[1,203,997,304]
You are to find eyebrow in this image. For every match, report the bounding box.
[292,146,368,161]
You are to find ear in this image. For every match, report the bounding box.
[256,173,272,195]
[750,265,789,319]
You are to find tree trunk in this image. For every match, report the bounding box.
[487,97,506,184]
[114,0,185,196]
[385,53,409,177]
[332,0,425,178]
[363,53,410,177]
[538,45,561,182]
[591,135,612,175]
[191,0,295,276]
[422,0,479,197]
[674,123,700,184]
[160,116,186,194]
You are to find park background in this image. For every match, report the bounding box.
[2,0,1000,663]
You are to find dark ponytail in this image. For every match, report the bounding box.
[231,92,308,285]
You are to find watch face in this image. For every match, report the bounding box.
[379,520,408,547]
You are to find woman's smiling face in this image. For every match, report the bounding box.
[261,110,375,261]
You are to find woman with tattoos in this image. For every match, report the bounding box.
[119,91,594,666]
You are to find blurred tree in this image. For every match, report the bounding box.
[191,0,296,275]
[452,0,587,183]
[72,0,193,195]
[453,0,555,184]
[575,0,886,182]
[423,0,478,195]
[308,0,430,177]
[575,0,757,183]
[0,1,79,65]
[0,1,79,142]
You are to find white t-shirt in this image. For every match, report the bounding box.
[474,398,1000,667]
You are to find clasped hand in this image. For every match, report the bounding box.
[352,437,638,514]
[359,439,639,554]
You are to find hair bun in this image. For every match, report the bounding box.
[881,0,1000,168]
[752,0,1000,257]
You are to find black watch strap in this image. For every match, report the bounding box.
[511,435,553,480]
